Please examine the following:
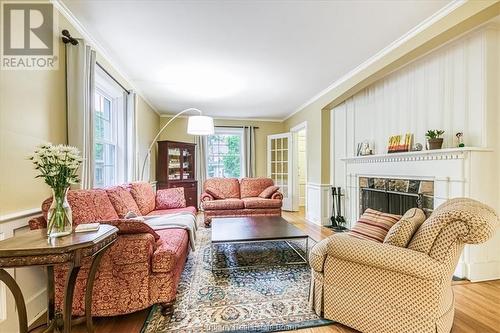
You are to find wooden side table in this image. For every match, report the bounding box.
[0,224,118,333]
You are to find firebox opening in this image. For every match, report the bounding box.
[359,177,434,217]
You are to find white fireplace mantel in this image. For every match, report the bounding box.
[340,147,493,163]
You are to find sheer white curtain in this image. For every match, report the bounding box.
[126,91,137,182]
[66,39,96,189]
[244,126,256,178]
[195,136,207,208]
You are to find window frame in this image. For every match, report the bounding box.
[93,87,118,188]
[93,66,128,188]
[206,127,245,179]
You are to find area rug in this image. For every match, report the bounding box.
[141,227,332,332]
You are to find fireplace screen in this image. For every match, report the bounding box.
[359,177,434,216]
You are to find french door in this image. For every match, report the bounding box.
[267,133,292,211]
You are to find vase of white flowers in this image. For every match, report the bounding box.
[29,144,82,237]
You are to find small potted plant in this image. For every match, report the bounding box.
[425,130,445,150]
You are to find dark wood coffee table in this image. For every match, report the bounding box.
[210,216,309,270]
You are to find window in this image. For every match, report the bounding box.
[94,91,116,187]
[93,66,128,188]
[206,128,244,178]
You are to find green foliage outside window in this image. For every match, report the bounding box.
[207,134,241,178]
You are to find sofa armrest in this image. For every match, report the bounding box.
[28,216,47,230]
[309,236,331,273]
[327,234,445,280]
[108,233,155,265]
[200,192,214,202]
[271,191,283,200]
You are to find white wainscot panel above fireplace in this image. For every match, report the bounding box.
[339,148,500,282]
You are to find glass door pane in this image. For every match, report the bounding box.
[168,147,181,180]
[268,133,292,210]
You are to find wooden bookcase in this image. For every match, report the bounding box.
[157,140,197,208]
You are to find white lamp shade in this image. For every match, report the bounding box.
[187,115,215,135]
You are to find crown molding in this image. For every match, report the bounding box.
[283,0,467,122]
[51,0,161,117]
[159,113,284,122]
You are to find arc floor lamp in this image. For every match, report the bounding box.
[140,108,214,181]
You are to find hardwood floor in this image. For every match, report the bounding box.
[44,210,500,333]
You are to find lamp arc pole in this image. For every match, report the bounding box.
[140,108,202,181]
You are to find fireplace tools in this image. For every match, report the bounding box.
[328,187,348,232]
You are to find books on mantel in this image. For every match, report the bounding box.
[75,223,100,233]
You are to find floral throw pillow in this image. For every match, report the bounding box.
[155,187,187,209]
[258,185,280,199]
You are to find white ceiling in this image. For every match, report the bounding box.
[61,0,450,120]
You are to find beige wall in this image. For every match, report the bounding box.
[158,117,285,177]
[283,98,331,184]
[0,13,159,216]
[137,97,160,181]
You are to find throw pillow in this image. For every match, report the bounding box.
[348,208,402,242]
[106,185,142,218]
[102,219,160,241]
[384,208,426,247]
[258,185,280,198]
[156,187,187,209]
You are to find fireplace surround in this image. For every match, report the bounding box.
[336,147,499,281]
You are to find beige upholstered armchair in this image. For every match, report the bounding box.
[309,198,498,333]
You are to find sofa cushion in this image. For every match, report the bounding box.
[106,185,142,218]
[204,178,240,199]
[152,229,189,273]
[258,185,280,198]
[384,208,426,247]
[155,188,186,210]
[129,182,156,215]
[202,198,244,210]
[42,189,119,225]
[240,178,274,198]
[348,208,401,242]
[147,207,197,216]
[242,197,282,209]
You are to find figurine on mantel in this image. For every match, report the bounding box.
[357,140,374,156]
[456,132,465,148]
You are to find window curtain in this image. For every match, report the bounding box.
[126,91,137,182]
[244,126,256,178]
[195,136,207,208]
[66,40,96,189]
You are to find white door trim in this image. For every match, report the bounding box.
[267,133,293,211]
[290,121,307,213]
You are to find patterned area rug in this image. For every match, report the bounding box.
[141,227,332,332]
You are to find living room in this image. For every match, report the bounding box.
[1,1,500,332]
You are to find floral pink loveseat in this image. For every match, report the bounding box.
[28,182,195,317]
[200,177,283,227]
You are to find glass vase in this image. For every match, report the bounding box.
[47,187,73,237]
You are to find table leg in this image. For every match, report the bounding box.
[305,237,309,263]
[46,266,55,323]
[63,263,80,333]
[0,269,27,333]
[210,243,214,272]
[84,249,107,333]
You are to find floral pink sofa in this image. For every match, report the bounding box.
[200,177,283,226]
[28,182,195,317]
